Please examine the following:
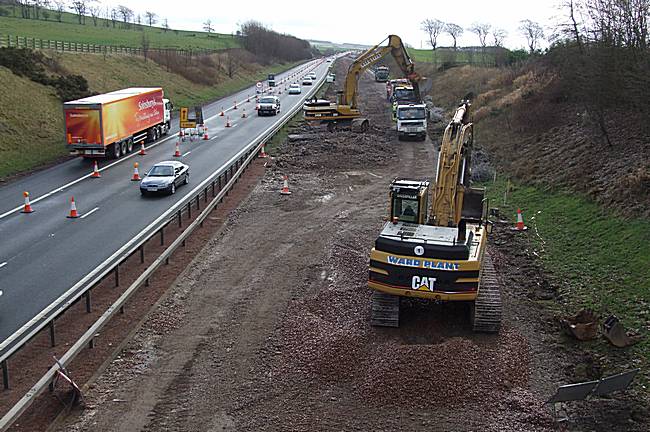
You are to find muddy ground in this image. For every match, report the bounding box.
[51,61,649,431]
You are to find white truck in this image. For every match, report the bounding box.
[396,103,427,141]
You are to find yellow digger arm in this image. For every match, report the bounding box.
[342,35,421,108]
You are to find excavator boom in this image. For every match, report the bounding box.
[304,35,421,128]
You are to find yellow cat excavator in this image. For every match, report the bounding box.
[368,98,502,332]
[303,35,420,131]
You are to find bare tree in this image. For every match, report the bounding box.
[70,0,94,24]
[141,33,150,62]
[445,23,464,49]
[145,11,157,26]
[492,28,508,47]
[469,22,491,47]
[89,2,102,26]
[110,7,118,28]
[162,17,169,32]
[117,5,133,28]
[519,19,545,52]
[135,13,141,26]
[420,18,445,50]
[225,50,240,78]
[203,19,214,33]
[52,0,65,21]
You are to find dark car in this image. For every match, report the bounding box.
[140,161,189,195]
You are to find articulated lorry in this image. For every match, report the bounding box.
[64,87,172,159]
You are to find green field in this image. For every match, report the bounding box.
[408,47,500,65]
[483,176,650,380]
[0,6,239,50]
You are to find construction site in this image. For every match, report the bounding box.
[26,53,642,431]
[1,2,650,429]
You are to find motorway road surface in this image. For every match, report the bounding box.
[0,58,331,351]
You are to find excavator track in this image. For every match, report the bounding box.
[472,254,502,333]
[370,291,400,327]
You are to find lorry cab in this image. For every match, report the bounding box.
[268,74,276,87]
[396,103,427,141]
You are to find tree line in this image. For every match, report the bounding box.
[552,0,650,142]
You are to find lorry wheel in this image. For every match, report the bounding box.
[120,141,128,156]
[113,143,121,159]
[127,139,133,153]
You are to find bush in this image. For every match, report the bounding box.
[51,74,90,101]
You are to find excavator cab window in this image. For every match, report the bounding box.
[392,196,419,224]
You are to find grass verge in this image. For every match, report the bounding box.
[483,176,650,381]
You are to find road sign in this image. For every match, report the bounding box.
[256,82,262,88]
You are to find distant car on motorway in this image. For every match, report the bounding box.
[302,77,313,86]
[288,84,301,94]
[258,96,281,116]
[140,161,189,196]
[308,72,317,80]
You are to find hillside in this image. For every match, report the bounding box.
[0,6,238,50]
[0,51,296,179]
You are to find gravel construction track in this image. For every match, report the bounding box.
[51,60,649,432]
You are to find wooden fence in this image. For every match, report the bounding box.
[0,34,222,57]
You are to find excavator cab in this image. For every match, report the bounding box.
[388,179,429,224]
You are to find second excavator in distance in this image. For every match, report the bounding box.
[303,35,423,132]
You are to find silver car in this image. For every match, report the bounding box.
[140,161,190,195]
[288,84,301,94]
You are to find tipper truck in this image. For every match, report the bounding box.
[64,87,172,159]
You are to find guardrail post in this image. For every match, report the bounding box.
[160,228,165,245]
[145,278,150,287]
[114,265,120,287]
[2,360,9,390]
[196,195,200,211]
[49,320,56,347]
[85,290,92,313]
[211,182,215,197]
[177,210,182,227]
[204,187,209,203]
[187,202,192,219]
[140,245,145,263]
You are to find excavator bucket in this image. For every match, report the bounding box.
[560,309,599,341]
[602,316,638,348]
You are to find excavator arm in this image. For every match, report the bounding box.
[430,100,474,227]
[342,35,421,108]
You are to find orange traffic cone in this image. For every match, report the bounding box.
[258,144,268,158]
[247,95,250,103]
[174,140,181,157]
[515,208,527,231]
[280,175,291,195]
[21,191,34,213]
[225,116,232,128]
[242,108,247,118]
[67,196,79,218]
[233,100,238,109]
[219,107,225,116]
[131,162,141,181]
[90,160,101,178]
[203,125,209,140]
[255,103,259,111]
[139,142,146,155]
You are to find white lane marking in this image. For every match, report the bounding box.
[182,151,192,157]
[0,64,313,221]
[367,171,382,178]
[0,262,7,269]
[80,207,99,219]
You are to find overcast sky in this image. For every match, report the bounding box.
[107,0,563,50]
